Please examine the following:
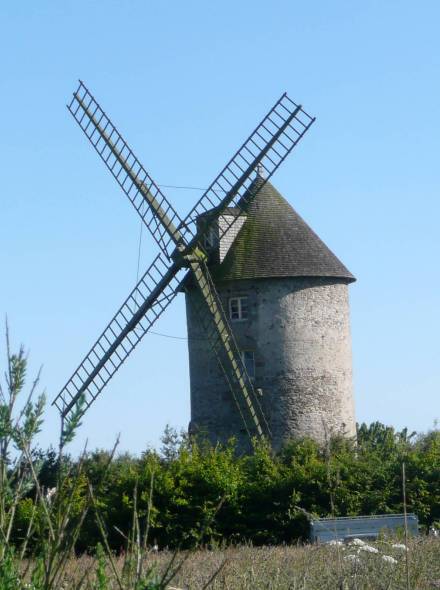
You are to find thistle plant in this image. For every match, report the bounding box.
[0,320,90,588]
[0,319,46,562]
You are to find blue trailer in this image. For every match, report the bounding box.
[310,513,419,543]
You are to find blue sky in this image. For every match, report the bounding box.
[1,1,439,455]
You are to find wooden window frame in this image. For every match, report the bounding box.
[229,296,249,321]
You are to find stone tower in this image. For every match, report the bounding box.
[184,177,356,451]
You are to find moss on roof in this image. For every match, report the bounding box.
[210,178,355,283]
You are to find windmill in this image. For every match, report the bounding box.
[52,81,315,442]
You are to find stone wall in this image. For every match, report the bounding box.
[185,276,356,451]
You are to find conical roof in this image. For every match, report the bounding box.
[211,178,355,282]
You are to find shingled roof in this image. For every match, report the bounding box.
[210,177,355,283]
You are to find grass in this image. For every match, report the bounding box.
[10,537,440,589]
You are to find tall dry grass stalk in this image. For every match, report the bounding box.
[402,462,411,590]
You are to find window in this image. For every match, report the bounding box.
[229,296,249,321]
[203,225,217,250]
[240,350,255,379]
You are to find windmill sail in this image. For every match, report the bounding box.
[53,255,184,419]
[181,93,315,249]
[187,260,270,438]
[68,81,184,258]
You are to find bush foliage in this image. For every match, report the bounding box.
[12,422,437,551]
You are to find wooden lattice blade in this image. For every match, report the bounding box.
[52,255,184,420]
[188,260,270,439]
[182,94,315,252]
[68,81,185,258]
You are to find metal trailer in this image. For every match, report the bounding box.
[310,514,419,543]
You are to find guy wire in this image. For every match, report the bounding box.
[133,196,206,342]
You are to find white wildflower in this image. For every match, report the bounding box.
[382,555,398,564]
[328,540,344,546]
[45,487,57,503]
[349,538,366,547]
[359,544,379,554]
[344,554,361,564]
[391,543,408,551]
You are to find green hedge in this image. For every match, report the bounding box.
[14,422,439,551]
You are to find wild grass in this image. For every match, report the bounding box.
[12,537,440,589]
[128,539,440,590]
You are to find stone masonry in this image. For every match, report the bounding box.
[185,177,356,451]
